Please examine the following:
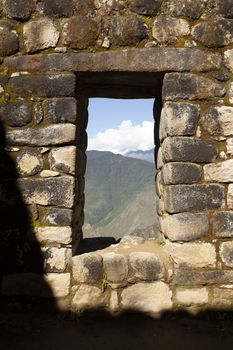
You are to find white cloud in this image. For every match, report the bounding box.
[88,120,154,154]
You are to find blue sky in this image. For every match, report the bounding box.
[87,98,155,154]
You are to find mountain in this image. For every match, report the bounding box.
[83,150,159,240]
[124,149,154,163]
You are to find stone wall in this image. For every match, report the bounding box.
[0,0,233,315]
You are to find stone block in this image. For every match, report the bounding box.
[0,101,32,127]
[152,16,190,44]
[62,16,99,49]
[49,146,76,175]
[72,285,108,311]
[110,15,147,46]
[167,242,216,268]
[164,184,225,213]
[201,106,233,136]
[129,0,162,15]
[161,163,202,185]
[42,247,71,272]
[220,242,233,267]
[16,151,43,176]
[204,160,233,182]
[128,252,163,282]
[162,137,217,163]
[174,269,233,285]
[6,124,76,146]
[40,170,59,178]
[9,74,76,97]
[217,0,233,18]
[44,208,72,226]
[23,19,60,53]
[213,211,233,238]
[160,102,199,141]
[42,97,77,123]
[18,176,75,208]
[227,184,233,208]
[169,0,206,19]
[192,19,233,47]
[176,287,208,306]
[211,287,233,309]
[224,49,233,72]
[3,0,35,20]
[40,0,74,17]
[227,138,233,155]
[0,25,18,56]
[163,73,225,100]
[34,226,72,245]
[103,253,128,283]
[161,213,209,242]
[72,253,103,284]
[121,282,172,315]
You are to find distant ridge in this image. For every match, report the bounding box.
[124,149,154,163]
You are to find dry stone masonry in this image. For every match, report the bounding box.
[1,0,233,316]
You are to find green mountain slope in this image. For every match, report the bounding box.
[83,151,158,239]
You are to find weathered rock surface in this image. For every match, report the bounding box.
[211,287,233,309]
[152,16,190,44]
[129,0,162,15]
[42,247,71,272]
[201,106,233,136]
[164,184,225,213]
[224,49,233,72]
[72,253,103,284]
[227,184,233,208]
[161,213,209,242]
[161,163,202,185]
[42,98,77,123]
[6,124,76,146]
[176,287,208,305]
[128,252,163,282]
[160,102,199,140]
[18,176,75,208]
[72,285,108,310]
[121,282,172,315]
[0,101,32,126]
[0,25,18,56]
[16,150,43,176]
[40,0,74,17]
[49,146,76,175]
[103,253,128,283]
[44,208,72,226]
[3,0,35,20]
[34,226,72,244]
[220,242,233,268]
[213,211,233,238]
[169,0,206,19]
[174,269,233,285]
[217,0,233,18]
[40,170,59,178]
[204,160,233,182]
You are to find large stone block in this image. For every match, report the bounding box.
[110,15,147,46]
[18,176,75,208]
[176,287,208,306]
[42,97,77,123]
[121,282,172,315]
[201,106,233,136]
[217,0,233,18]
[6,124,76,146]
[220,242,233,268]
[174,269,233,285]
[103,253,128,283]
[0,25,18,56]
[0,101,32,126]
[72,285,108,311]
[204,160,233,182]
[211,287,233,309]
[160,102,199,141]
[152,16,190,44]
[40,0,74,17]
[161,162,202,185]
[34,226,72,244]
[128,252,164,282]
[224,49,233,72]
[42,247,71,272]
[163,73,225,100]
[164,184,225,213]
[16,150,43,176]
[162,137,217,163]
[9,74,76,97]
[44,208,72,226]
[129,0,162,15]
[213,211,233,238]
[227,184,233,208]
[169,0,206,19]
[167,242,216,268]
[72,253,103,284]
[3,0,35,20]
[49,146,76,175]
[227,138,233,155]
[161,213,209,242]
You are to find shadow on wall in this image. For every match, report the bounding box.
[0,120,53,298]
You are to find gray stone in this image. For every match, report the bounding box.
[3,0,35,20]
[163,73,225,100]
[128,252,163,282]
[174,269,233,285]
[220,242,233,268]
[192,19,233,47]
[103,253,128,283]
[160,102,199,141]
[34,226,72,244]
[169,0,206,19]
[201,106,233,136]
[176,287,208,305]
[17,176,75,208]
[76,0,95,14]
[49,146,76,175]
[229,82,233,104]
[23,18,60,53]
[111,15,147,46]
[42,247,71,273]
[121,282,172,315]
[34,102,43,124]
[161,163,202,185]
[62,16,99,49]
[152,16,190,44]
[42,97,77,123]
[40,0,74,17]
[2,273,70,298]
[224,49,233,72]
[0,101,32,126]
[217,0,233,18]
[72,253,103,284]
[164,184,225,213]
[212,211,233,238]
[72,285,108,311]
[211,287,233,309]
[44,208,72,226]
[161,213,209,242]
[40,170,59,178]
[8,74,76,97]
[16,150,43,176]
[162,137,217,163]
[204,160,233,182]
[129,0,162,15]
[0,25,18,56]
[228,184,233,208]
[6,124,76,146]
